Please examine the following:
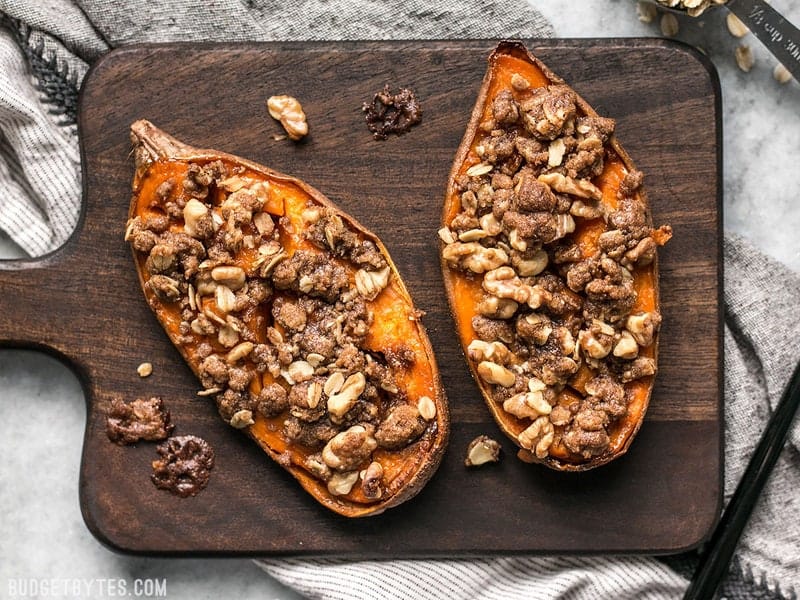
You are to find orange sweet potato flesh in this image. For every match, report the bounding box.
[440,42,670,471]
[127,120,448,516]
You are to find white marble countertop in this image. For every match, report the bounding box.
[1,1,798,598]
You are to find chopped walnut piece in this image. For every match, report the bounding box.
[327,471,359,496]
[304,453,332,481]
[267,95,308,141]
[613,331,639,359]
[442,241,509,274]
[538,172,602,200]
[327,372,366,422]
[621,357,657,382]
[468,339,513,364]
[504,391,550,419]
[518,416,555,459]
[361,461,384,499]
[354,266,391,300]
[465,435,502,467]
[626,311,662,347]
[477,361,516,387]
[229,409,255,429]
[476,295,519,319]
[321,425,377,472]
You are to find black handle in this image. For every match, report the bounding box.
[684,357,800,599]
[727,0,800,81]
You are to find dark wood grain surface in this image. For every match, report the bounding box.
[0,39,722,556]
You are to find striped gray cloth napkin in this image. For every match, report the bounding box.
[1,1,798,598]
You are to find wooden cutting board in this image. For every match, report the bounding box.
[0,39,722,555]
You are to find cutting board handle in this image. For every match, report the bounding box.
[0,246,79,351]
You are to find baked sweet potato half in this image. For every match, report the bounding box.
[125,120,448,516]
[440,42,671,471]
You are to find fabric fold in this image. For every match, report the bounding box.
[719,234,800,597]
[257,556,688,600]
[724,234,800,449]
[0,27,80,255]
[0,0,108,61]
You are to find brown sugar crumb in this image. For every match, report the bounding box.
[151,435,215,497]
[106,397,174,445]
[362,85,422,140]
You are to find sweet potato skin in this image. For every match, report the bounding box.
[129,120,448,515]
[440,42,664,471]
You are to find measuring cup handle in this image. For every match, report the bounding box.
[727,0,800,81]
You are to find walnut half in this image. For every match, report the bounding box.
[267,95,309,141]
